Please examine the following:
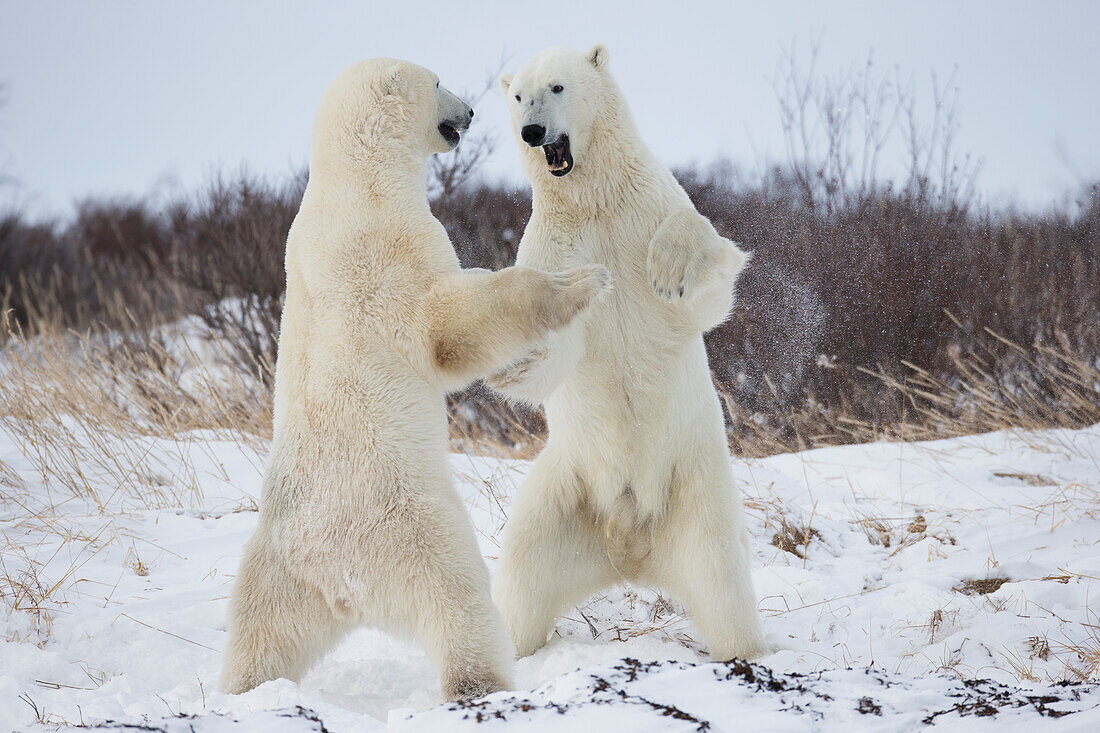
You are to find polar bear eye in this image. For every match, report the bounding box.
[552,85,564,94]
[515,94,521,102]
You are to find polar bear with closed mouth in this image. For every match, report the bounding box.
[490,44,766,662]
[219,58,611,701]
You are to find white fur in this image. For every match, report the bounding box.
[219,58,610,701]
[491,45,765,661]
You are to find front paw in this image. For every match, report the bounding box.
[546,264,612,327]
[647,238,707,300]
[557,264,612,300]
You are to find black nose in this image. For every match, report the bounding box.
[468,107,474,119]
[521,124,546,146]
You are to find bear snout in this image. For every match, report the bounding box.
[521,124,546,146]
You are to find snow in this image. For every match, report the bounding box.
[3,419,1100,730]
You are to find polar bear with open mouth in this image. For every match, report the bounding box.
[491,44,766,662]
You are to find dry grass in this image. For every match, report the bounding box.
[713,326,1100,460]
[768,517,822,560]
[1,313,269,441]
[1058,630,1100,682]
[446,386,545,459]
[0,312,269,642]
[0,321,268,520]
[953,577,1011,597]
[448,325,1100,465]
[1001,625,1100,684]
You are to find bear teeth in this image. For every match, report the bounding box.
[542,136,572,175]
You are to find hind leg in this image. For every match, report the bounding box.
[493,457,617,657]
[417,552,514,701]
[644,469,766,661]
[220,534,347,694]
[372,490,514,701]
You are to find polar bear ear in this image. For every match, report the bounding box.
[498,73,514,95]
[382,62,409,96]
[585,44,609,70]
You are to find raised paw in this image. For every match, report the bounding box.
[542,264,612,329]
[556,263,613,298]
[647,236,708,301]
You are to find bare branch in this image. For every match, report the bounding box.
[773,39,980,217]
[427,58,510,205]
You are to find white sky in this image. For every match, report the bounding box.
[1,0,1097,218]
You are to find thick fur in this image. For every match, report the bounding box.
[220,58,610,701]
[491,45,766,661]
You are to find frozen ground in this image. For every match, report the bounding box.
[2,421,1100,730]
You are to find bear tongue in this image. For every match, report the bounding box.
[544,142,565,169]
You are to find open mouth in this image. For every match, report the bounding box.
[438,122,461,147]
[543,135,573,176]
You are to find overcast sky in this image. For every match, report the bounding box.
[1,1,1097,219]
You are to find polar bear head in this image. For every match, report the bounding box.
[499,44,619,181]
[310,58,473,180]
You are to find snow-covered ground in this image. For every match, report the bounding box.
[2,420,1100,730]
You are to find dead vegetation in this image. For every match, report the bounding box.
[0,313,269,644]
[953,577,1011,596]
[769,518,822,560]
